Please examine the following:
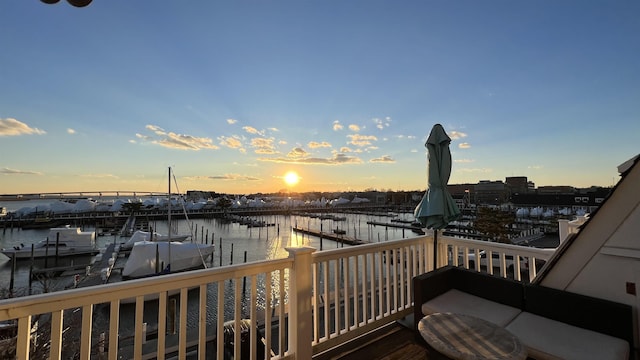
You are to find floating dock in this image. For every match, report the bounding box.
[292,227,367,245]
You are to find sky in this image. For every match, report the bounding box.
[1,1,639,196]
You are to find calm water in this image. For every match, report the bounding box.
[0,199,419,293]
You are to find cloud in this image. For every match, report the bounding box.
[243,126,265,136]
[454,159,474,163]
[258,152,363,165]
[268,127,279,132]
[370,155,395,163]
[250,137,276,154]
[528,165,544,170]
[67,128,76,135]
[372,116,392,130]
[227,119,238,125]
[333,120,343,131]
[308,141,332,149]
[348,134,378,146]
[219,136,244,150]
[0,118,46,136]
[340,146,353,153]
[287,147,309,158]
[449,131,467,140]
[348,124,360,132]
[458,142,471,149]
[139,125,219,150]
[458,168,492,173]
[193,174,260,181]
[80,173,119,179]
[1,167,43,175]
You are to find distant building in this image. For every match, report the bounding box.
[505,176,530,194]
[474,180,508,205]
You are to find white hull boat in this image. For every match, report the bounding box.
[121,240,214,279]
[1,226,97,260]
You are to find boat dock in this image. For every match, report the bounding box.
[366,220,425,235]
[292,227,367,245]
[74,243,120,288]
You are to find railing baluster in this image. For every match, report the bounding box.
[80,304,93,360]
[234,280,241,360]
[179,288,188,359]
[109,299,120,360]
[199,285,206,360]
[278,269,285,356]
[265,272,273,360]
[216,282,225,360]
[323,260,329,341]
[250,276,257,360]
[368,252,375,323]
[157,292,167,360]
[50,309,63,360]
[134,296,144,359]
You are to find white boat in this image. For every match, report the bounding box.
[121,166,191,249]
[121,240,214,279]
[121,167,214,280]
[1,226,97,260]
[121,229,190,250]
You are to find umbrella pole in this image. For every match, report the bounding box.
[433,230,438,270]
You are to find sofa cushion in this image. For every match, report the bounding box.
[505,311,629,360]
[421,289,522,327]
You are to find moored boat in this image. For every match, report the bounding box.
[121,240,213,279]
[1,225,98,260]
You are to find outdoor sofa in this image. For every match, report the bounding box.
[413,265,634,360]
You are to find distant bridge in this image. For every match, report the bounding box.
[0,191,170,200]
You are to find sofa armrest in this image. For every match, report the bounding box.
[413,266,455,332]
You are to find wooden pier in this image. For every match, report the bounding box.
[292,227,367,245]
[366,220,425,235]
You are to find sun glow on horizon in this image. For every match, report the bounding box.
[284,171,300,187]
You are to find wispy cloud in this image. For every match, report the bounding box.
[348,134,378,147]
[308,141,332,149]
[528,165,544,170]
[370,155,395,163]
[333,120,343,131]
[454,159,474,163]
[449,131,467,140]
[259,152,363,165]
[1,167,43,175]
[372,116,392,130]
[349,124,360,132]
[187,174,260,181]
[243,126,265,136]
[138,125,219,150]
[250,137,276,154]
[67,128,76,135]
[287,147,308,158]
[0,118,46,136]
[457,168,492,174]
[80,173,119,179]
[218,135,244,150]
[227,119,238,125]
[458,142,471,149]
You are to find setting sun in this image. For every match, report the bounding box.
[284,171,300,187]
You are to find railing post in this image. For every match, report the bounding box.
[285,246,316,360]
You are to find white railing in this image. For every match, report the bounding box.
[0,233,555,360]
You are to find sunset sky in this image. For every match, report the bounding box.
[1,1,638,195]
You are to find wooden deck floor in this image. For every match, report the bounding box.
[313,319,445,360]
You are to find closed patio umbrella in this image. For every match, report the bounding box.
[414,124,461,269]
